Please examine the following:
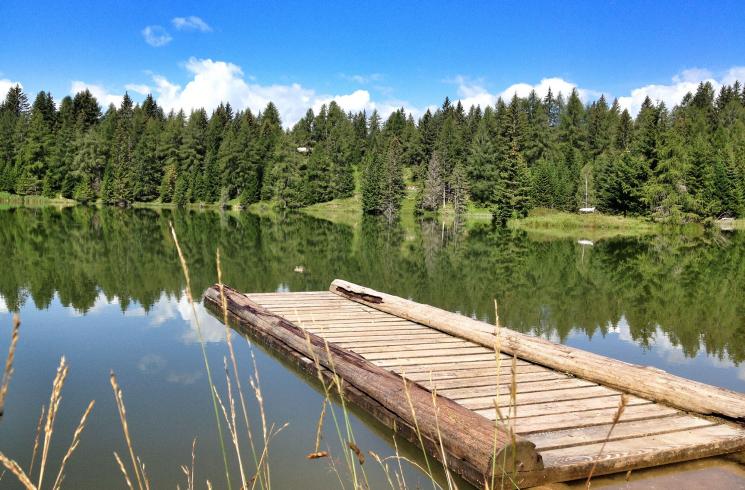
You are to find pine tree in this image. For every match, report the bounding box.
[159,111,185,202]
[180,109,208,203]
[104,93,135,204]
[418,151,445,213]
[133,118,161,201]
[326,101,355,199]
[258,102,283,201]
[361,142,383,213]
[450,161,469,216]
[15,92,56,195]
[381,137,405,219]
[466,119,498,205]
[0,85,29,191]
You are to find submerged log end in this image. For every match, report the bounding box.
[487,439,544,484]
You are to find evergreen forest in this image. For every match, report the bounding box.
[2,81,745,222]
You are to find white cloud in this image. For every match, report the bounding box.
[0,296,7,313]
[70,81,123,107]
[125,83,151,96]
[340,73,383,84]
[142,25,172,47]
[137,353,166,373]
[616,66,745,115]
[0,78,22,97]
[151,58,422,126]
[172,16,212,32]
[450,75,600,111]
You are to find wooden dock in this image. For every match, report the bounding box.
[204,280,745,488]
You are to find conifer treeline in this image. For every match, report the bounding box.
[1,81,744,221]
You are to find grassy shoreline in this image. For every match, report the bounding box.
[2,191,738,237]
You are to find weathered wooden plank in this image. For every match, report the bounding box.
[206,285,544,486]
[321,333,462,343]
[539,423,745,471]
[359,346,492,361]
[498,404,679,433]
[286,318,416,327]
[436,378,598,400]
[456,385,621,410]
[338,337,469,349]
[492,395,651,420]
[330,279,745,420]
[424,371,576,391]
[388,359,531,374]
[374,353,504,368]
[526,414,717,451]
[402,364,548,382]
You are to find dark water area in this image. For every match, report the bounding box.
[0,206,743,489]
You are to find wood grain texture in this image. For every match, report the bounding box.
[330,279,745,421]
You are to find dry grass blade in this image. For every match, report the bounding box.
[190,438,196,490]
[0,313,21,417]
[216,248,263,490]
[0,452,36,490]
[113,451,134,490]
[28,404,46,475]
[585,394,629,488]
[170,223,231,490]
[110,371,145,490]
[306,451,329,460]
[313,398,327,453]
[37,356,69,490]
[51,400,95,490]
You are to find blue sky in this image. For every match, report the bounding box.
[1,0,744,124]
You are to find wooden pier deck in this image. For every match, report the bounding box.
[204,280,745,488]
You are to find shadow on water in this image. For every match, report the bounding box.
[0,206,743,488]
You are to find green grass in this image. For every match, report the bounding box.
[508,208,660,240]
[301,195,362,228]
[0,191,76,207]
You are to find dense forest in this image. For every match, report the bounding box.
[1,81,745,222]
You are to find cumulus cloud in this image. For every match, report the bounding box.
[142,25,172,47]
[0,295,7,313]
[340,73,383,84]
[0,78,22,97]
[450,75,600,111]
[124,83,151,96]
[616,66,745,115]
[151,58,422,126]
[70,81,123,107]
[172,16,211,32]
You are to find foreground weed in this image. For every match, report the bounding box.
[0,357,95,490]
[169,222,232,490]
[0,314,21,417]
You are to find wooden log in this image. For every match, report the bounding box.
[330,279,745,421]
[204,285,544,486]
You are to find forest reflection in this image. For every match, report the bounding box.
[0,206,743,364]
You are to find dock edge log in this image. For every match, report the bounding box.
[330,279,745,422]
[203,284,544,487]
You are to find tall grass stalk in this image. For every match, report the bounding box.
[0,313,21,417]
[169,222,232,490]
[585,394,629,488]
[0,356,95,490]
[216,248,265,490]
[110,372,147,490]
[301,324,363,489]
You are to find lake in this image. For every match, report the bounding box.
[0,206,744,489]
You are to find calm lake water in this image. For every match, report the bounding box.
[0,206,744,489]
